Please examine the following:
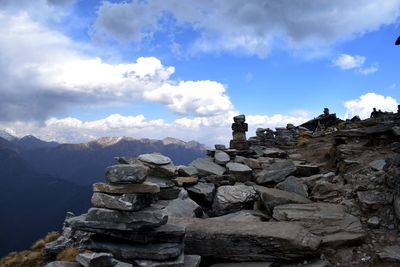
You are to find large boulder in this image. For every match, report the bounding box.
[276,177,308,197]
[212,184,258,216]
[226,162,253,182]
[105,164,149,184]
[255,160,296,184]
[169,217,321,262]
[191,158,226,177]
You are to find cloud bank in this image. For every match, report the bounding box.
[344,92,398,119]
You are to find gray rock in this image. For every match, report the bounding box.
[262,148,288,159]
[178,165,198,177]
[86,207,167,227]
[393,126,400,136]
[294,163,320,177]
[91,192,157,211]
[367,216,380,228]
[212,184,258,216]
[86,237,183,261]
[169,217,321,262]
[131,253,185,267]
[105,164,149,184]
[357,190,393,210]
[233,114,246,123]
[242,158,262,169]
[301,172,335,190]
[146,176,175,188]
[204,174,235,187]
[310,181,344,201]
[93,182,160,194]
[75,252,113,267]
[148,163,177,178]
[191,157,226,177]
[187,182,216,205]
[44,262,81,267]
[115,156,142,165]
[184,255,201,267]
[159,186,182,200]
[162,197,203,218]
[138,153,172,165]
[214,151,230,165]
[172,176,198,186]
[111,259,133,267]
[210,263,273,267]
[394,194,400,220]
[369,159,386,171]
[378,245,400,262]
[214,144,226,150]
[226,162,253,182]
[210,210,266,222]
[276,177,308,197]
[254,185,311,214]
[273,203,365,247]
[255,160,296,184]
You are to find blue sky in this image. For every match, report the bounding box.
[0,0,399,145]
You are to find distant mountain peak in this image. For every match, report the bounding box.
[92,136,132,147]
[0,130,17,141]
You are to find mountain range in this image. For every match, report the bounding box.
[0,131,206,256]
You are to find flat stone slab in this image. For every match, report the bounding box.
[191,158,226,177]
[276,177,308,197]
[85,237,183,261]
[254,185,311,214]
[147,176,175,188]
[273,203,365,247]
[76,252,113,267]
[226,162,252,182]
[86,207,167,226]
[105,164,149,184]
[131,253,186,267]
[210,210,266,223]
[378,245,400,262]
[91,192,157,211]
[214,151,230,165]
[169,217,321,262]
[93,182,160,194]
[161,198,203,218]
[262,148,288,159]
[138,153,172,165]
[172,176,198,186]
[212,184,258,216]
[255,160,296,184]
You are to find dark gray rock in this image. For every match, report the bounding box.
[214,151,230,165]
[210,210,267,222]
[172,176,198,186]
[394,194,400,221]
[93,182,160,194]
[184,255,201,267]
[369,159,386,171]
[226,162,252,182]
[187,182,216,205]
[138,153,172,165]
[212,184,258,216]
[215,144,226,150]
[85,207,167,227]
[115,156,143,165]
[91,192,157,211]
[191,158,226,177]
[44,262,81,267]
[254,185,311,214]
[204,174,235,187]
[255,160,296,184]
[170,217,321,262]
[147,176,175,188]
[178,165,199,177]
[378,245,400,262]
[131,253,185,267]
[310,181,344,201]
[367,216,380,228]
[75,252,113,267]
[210,263,273,267]
[294,163,320,177]
[262,148,288,159]
[276,176,308,197]
[301,172,335,190]
[162,197,203,218]
[357,190,393,210]
[149,163,177,178]
[159,186,182,200]
[105,164,149,184]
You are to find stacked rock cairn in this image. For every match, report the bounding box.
[229,114,249,151]
[64,153,196,266]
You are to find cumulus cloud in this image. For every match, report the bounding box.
[0,11,233,121]
[332,54,378,75]
[344,92,398,119]
[92,0,400,57]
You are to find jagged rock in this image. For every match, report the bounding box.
[210,210,266,222]
[85,236,183,261]
[170,217,321,262]
[214,150,230,165]
[226,162,252,182]
[254,185,311,214]
[262,148,288,159]
[186,182,216,205]
[255,160,296,184]
[44,262,81,267]
[93,182,160,194]
[85,207,167,227]
[378,245,400,262]
[273,203,365,247]
[138,153,172,165]
[105,164,149,184]
[212,184,258,216]
[191,158,226,177]
[162,197,203,218]
[357,190,393,210]
[91,192,157,211]
[172,176,198,186]
[204,174,235,187]
[294,163,320,177]
[178,165,198,177]
[369,159,386,171]
[184,255,202,267]
[76,252,113,267]
[276,176,308,197]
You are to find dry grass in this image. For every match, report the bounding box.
[56,247,79,262]
[297,133,312,147]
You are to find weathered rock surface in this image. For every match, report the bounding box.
[191,158,226,177]
[169,217,321,262]
[210,210,266,222]
[357,190,393,210]
[44,262,80,267]
[172,176,198,187]
[255,160,296,184]
[138,153,172,165]
[105,164,149,184]
[161,198,203,218]
[226,162,252,182]
[212,184,258,216]
[378,245,400,262]
[130,253,185,267]
[178,165,198,177]
[214,151,230,165]
[186,182,216,205]
[276,176,308,197]
[262,148,288,159]
[91,192,157,211]
[75,252,113,267]
[93,182,160,194]
[294,163,320,177]
[369,159,386,171]
[204,174,235,187]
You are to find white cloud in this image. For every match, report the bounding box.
[92,0,400,57]
[344,92,398,119]
[332,54,378,75]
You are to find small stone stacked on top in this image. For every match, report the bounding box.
[66,153,196,266]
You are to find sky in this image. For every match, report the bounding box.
[0,0,399,146]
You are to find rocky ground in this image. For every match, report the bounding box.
[1,112,400,267]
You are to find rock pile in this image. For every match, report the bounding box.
[229,114,249,150]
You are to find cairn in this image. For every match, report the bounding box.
[229,114,249,150]
[62,154,191,266]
